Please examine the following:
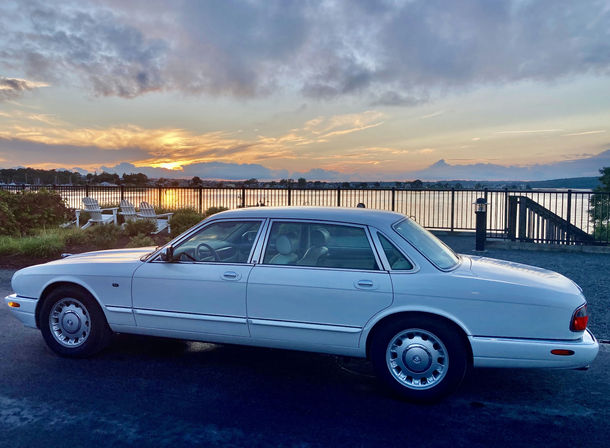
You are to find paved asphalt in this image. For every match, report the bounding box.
[1,242,609,447]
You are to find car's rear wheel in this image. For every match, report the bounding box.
[370,316,469,402]
[40,286,112,357]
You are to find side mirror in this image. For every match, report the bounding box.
[161,245,175,262]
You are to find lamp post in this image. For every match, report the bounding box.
[475,197,487,251]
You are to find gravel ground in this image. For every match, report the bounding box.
[438,234,610,341]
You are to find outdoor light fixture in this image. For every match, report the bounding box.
[474,197,488,251]
[474,197,487,213]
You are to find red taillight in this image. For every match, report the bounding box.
[551,349,575,356]
[570,304,588,331]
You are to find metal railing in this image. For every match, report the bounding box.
[2,184,609,245]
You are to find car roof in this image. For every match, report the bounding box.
[209,206,405,227]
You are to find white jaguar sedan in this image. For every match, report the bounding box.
[4,207,599,401]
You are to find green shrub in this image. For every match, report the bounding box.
[63,228,89,246]
[85,224,123,249]
[205,206,228,217]
[124,219,157,237]
[0,201,19,236]
[9,189,71,235]
[127,234,156,248]
[170,208,205,238]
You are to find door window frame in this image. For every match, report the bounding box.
[256,218,384,272]
[151,217,267,265]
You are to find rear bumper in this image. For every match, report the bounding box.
[471,329,599,369]
[4,294,38,329]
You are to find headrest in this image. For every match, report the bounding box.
[276,235,293,255]
[311,228,329,246]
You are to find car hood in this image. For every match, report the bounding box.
[49,247,157,265]
[11,247,157,299]
[462,255,581,295]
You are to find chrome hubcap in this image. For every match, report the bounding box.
[49,298,91,348]
[386,328,448,390]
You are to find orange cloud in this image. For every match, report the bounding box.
[0,110,392,172]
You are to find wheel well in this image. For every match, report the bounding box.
[365,311,473,364]
[35,282,95,329]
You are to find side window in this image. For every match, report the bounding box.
[263,221,379,270]
[172,220,261,263]
[378,233,414,270]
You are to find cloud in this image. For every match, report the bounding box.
[420,110,446,120]
[1,0,608,101]
[0,76,48,101]
[0,111,385,170]
[496,129,563,134]
[563,130,607,136]
[1,2,166,98]
[0,137,148,167]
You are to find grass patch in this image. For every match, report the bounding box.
[0,232,65,258]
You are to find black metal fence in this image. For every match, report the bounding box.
[2,184,609,245]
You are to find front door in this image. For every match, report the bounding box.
[247,220,393,349]
[132,219,263,338]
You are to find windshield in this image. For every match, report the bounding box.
[392,218,459,270]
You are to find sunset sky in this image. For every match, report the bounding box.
[1,0,609,181]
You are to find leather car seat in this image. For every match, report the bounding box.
[269,234,298,265]
[297,228,329,266]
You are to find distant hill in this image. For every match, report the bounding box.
[525,177,601,189]
[407,150,610,181]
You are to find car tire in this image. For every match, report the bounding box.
[370,315,469,402]
[39,286,112,358]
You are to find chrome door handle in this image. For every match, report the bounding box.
[356,279,374,288]
[222,271,240,280]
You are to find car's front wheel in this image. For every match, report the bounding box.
[40,286,112,357]
[370,316,469,402]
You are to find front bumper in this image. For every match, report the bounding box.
[471,329,599,369]
[4,294,39,329]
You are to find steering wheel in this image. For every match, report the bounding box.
[195,242,220,262]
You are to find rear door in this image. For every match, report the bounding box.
[247,220,393,350]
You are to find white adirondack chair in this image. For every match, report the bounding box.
[119,199,138,222]
[76,197,118,229]
[138,202,173,234]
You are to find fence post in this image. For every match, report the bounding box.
[198,187,203,213]
[158,186,162,208]
[518,197,527,241]
[391,187,396,211]
[507,196,518,240]
[241,186,246,208]
[450,188,455,232]
[120,185,125,201]
[565,189,572,244]
[504,187,509,235]
[85,184,90,197]
[287,185,292,206]
[337,186,341,207]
